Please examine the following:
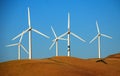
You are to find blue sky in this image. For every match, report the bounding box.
[0,0,120,62]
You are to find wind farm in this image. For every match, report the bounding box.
[0,0,120,76]
[3,11,119,75]
[6,12,86,58]
[1,0,119,62]
[3,9,115,60]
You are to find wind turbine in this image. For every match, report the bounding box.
[6,33,28,60]
[89,21,112,61]
[12,7,49,59]
[59,12,86,56]
[49,26,67,56]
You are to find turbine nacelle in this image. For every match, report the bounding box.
[28,27,32,31]
[98,33,101,37]
[67,31,70,34]
[52,38,59,42]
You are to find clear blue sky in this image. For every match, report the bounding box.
[0,0,120,62]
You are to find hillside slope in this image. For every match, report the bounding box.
[106,53,120,59]
[0,54,120,76]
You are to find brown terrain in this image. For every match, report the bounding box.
[0,53,120,76]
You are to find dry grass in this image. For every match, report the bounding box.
[0,54,120,76]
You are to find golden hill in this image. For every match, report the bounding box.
[106,53,120,59]
[0,54,120,76]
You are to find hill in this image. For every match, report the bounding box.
[106,53,120,59]
[0,54,120,76]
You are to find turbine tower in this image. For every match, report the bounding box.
[59,12,86,56]
[89,20,112,59]
[49,26,67,56]
[6,33,28,60]
[12,7,49,59]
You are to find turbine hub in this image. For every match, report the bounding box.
[68,31,70,34]
[56,38,58,41]
[29,27,32,31]
[98,34,101,36]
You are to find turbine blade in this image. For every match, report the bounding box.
[12,32,23,40]
[19,34,24,43]
[68,12,70,31]
[52,39,56,42]
[28,7,31,27]
[6,43,18,47]
[32,29,49,38]
[12,28,29,40]
[96,20,100,33]
[89,35,98,44]
[58,38,67,40]
[21,44,28,54]
[51,26,57,38]
[49,41,56,50]
[101,34,112,39]
[71,32,86,42]
[59,32,68,38]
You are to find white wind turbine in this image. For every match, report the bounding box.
[6,33,28,60]
[59,12,86,56]
[89,21,112,59]
[49,26,67,56]
[12,7,49,59]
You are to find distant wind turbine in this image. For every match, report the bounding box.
[89,21,112,60]
[6,33,28,60]
[59,12,86,56]
[12,7,49,59]
[49,26,67,56]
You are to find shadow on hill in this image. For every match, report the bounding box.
[96,59,107,64]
